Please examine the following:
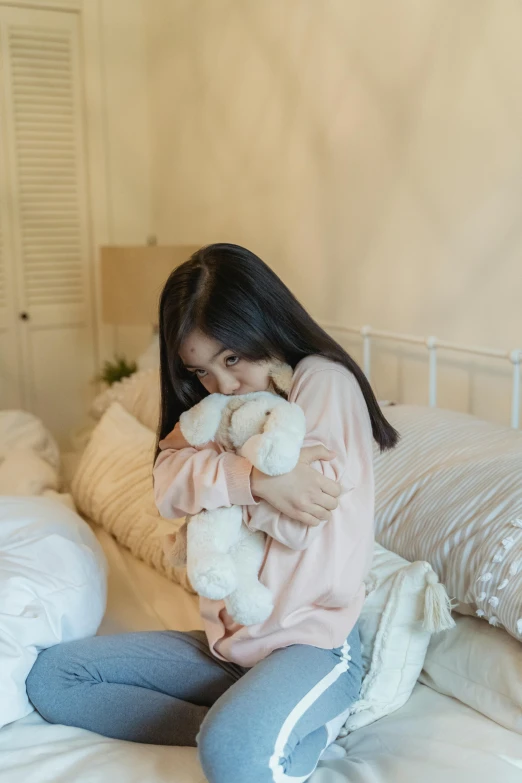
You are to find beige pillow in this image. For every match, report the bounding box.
[420,615,522,734]
[374,405,522,641]
[90,370,160,432]
[72,402,191,592]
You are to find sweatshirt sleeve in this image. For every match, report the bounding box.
[246,364,373,550]
[153,444,256,518]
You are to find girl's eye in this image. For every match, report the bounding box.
[226,356,239,367]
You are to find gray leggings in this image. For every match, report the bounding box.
[26,625,362,783]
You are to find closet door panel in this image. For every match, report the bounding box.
[0,26,22,409]
[1,6,96,441]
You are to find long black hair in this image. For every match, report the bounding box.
[157,243,399,454]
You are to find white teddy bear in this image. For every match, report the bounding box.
[164,389,306,626]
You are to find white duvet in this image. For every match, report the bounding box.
[0,412,107,729]
[0,498,107,728]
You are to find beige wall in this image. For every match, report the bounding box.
[144,0,522,422]
[85,0,153,361]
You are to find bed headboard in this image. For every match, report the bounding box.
[322,323,521,430]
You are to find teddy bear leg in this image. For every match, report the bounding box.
[224,528,274,626]
[225,580,274,626]
[187,506,243,600]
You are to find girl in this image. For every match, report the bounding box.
[27,244,398,783]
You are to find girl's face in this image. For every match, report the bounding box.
[179,330,272,396]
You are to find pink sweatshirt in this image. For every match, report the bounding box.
[154,356,374,668]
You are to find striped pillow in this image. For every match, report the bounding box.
[374,405,522,642]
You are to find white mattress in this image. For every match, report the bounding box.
[1,526,521,783]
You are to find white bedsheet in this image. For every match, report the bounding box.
[1,526,521,783]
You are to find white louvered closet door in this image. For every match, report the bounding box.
[0,5,96,443]
[0,74,23,409]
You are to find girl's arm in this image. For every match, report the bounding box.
[154,434,255,518]
[246,364,373,550]
[154,429,336,522]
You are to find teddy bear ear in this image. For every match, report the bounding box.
[269,362,293,395]
[179,394,230,446]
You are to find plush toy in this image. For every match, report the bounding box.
[164,380,306,626]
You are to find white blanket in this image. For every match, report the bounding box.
[2,686,520,783]
[0,411,107,729]
[0,498,107,728]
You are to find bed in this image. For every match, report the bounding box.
[1,325,522,782]
[1,524,520,783]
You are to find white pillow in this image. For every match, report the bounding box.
[90,370,160,432]
[0,496,107,729]
[374,405,522,641]
[0,410,60,469]
[420,615,522,734]
[72,403,191,592]
[340,543,453,735]
[0,449,59,497]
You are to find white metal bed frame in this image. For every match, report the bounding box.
[322,323,522,430]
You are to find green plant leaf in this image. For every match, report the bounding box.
[96,354,138,386]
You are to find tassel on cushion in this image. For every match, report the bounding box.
[423,570,456,633]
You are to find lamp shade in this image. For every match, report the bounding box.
[100,245,200,325]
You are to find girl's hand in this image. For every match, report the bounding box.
[250,445,340,526]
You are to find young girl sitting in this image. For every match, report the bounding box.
[27,243,398,783]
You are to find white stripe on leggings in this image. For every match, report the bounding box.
[268,641,352,783]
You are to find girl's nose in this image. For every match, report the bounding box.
[218,376,240,395]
